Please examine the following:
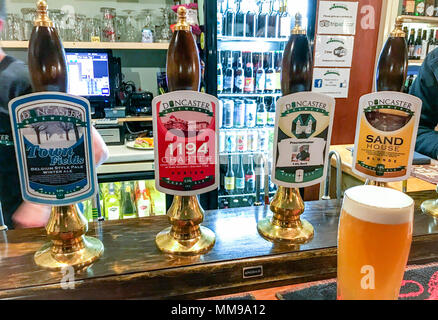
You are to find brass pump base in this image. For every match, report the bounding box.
[156,195,215,255]
[421,199,438,217]
[34,205,104,271]
[257,186,314,244]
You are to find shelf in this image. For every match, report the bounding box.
[399,15,438,24]
[218,93,282,98]
[0,41,169,50]
[218,35,288,42]
[218,191,276,199]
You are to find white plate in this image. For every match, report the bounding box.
[126,141,154,150]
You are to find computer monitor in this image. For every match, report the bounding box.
[65,49,116,107]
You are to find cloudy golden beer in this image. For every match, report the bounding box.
[337,185,414,300]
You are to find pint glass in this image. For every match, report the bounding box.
[337,185,414,300]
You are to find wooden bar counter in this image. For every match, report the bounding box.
[1,198,438,300]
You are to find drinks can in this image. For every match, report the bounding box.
[233,99,245,128]
[236,130,247,152]
[258,129,269,153]
[224,130,237,153]
[223,99,234,128]
[219,131,226,153]
[247,129,258,152]
[245,99,257,128]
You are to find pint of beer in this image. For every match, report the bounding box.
[337,185,414,300]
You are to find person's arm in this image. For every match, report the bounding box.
[12,127,109,229]
[409,51,438,159]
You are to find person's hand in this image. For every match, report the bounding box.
[92,126,109,167]
[12,202,51,229]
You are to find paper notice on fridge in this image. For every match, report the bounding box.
[312,67,351,98]
[276,138,326,168]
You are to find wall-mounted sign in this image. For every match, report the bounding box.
[352,91,422,182]
[314,35,355,67]
[271,92,336,188]
[317,1,359,35]
[9,92,97,205]
[152,90,219,196]
[312,67,351,98]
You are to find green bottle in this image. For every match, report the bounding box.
[121,182,137,219]
[104,183,121,220]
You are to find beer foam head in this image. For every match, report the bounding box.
[343,185,414,224]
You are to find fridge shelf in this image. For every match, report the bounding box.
[218,36,289,42]
[220,126,274,131]
[219,151,269,156]
[218,93,282,98]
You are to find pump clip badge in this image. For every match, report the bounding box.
[352,91,422,182]
[9,92,97,205]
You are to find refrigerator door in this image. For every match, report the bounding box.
[204,0,315,210]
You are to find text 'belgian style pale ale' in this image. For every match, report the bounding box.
[337,185,414,300]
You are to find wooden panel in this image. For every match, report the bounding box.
[1,198,438,299]
[314,0,383,144]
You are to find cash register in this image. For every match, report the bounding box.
[66,49,125,145]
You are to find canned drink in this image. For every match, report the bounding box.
[223,99,234,128]
[247,129,258,152]
[245,99,257,128]
[233,99,245,128]
[225,130,237,153]
[219,131,226,153]
[236,130,247,152]
[258,129,269,153]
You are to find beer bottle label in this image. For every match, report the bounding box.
[235,177,245,190]
[267,112,275,126]
[426,4,435,16]
[274,72,281,91]
[416,2,425,13]
[217,75,223,91]
[244,77,254,92]
[108,206,120,220]
[272,92,336,188]
[224,76,233,90]
[235,75,244,90]
[152,91,219,196]
[256,74,265,91]
[257,112,267,125]
[352,91,422,182]
[266,74,276,90]
[225,177,235,190]
[8,92,97,205]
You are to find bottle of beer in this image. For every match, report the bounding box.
[244,52,255,93]
[217,55,224,94]
[415,0,426,16]
[427,29,435,54]
[256,0,268,37]
[255,56,266,93]
[121,182,138,219]
[235,155,245,194]
[281,13,313,94]
[408,29,416,59]
[167,7,201,91]
[28,0,67,92]
[434,0,438,16]
[267,0,279,38]
[376,18,408,92]
[414,28,423,59]
[274,51,282,93]
[278,0,291,38]
[225,155,235,195]
[224,54,234,93]
[421,29,428,59]
[234,53,245,93]
[224,0,235,36]
[245,0,256,37]
[245,155,256,194]
[426,0,435,15]
[265,52,276,93]
[234,0,245,37]
[267,96,276,126]
[256,97,267,127]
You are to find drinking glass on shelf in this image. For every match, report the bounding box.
[86,17,102,42]
[115,15,127,42]
[101,7,116,42]
[7,14,23,41]
[137,9,154,43]
[21,8,36,41]
[123,9,138,42]
[74,14,86,42]
[59,8,75,41]
[157,8,172,42]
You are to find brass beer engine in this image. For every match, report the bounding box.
[155,7,215,255]
[257,14,314,244]
[30,0,103,270]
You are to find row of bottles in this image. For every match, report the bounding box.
[218,0,292,39]
[218,50,283,94]
[219,154,277,196]
[402,0,438,16]
[82,181,166,222]
[405,27,438,60]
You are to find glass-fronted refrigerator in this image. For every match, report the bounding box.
[204,0,316,209]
